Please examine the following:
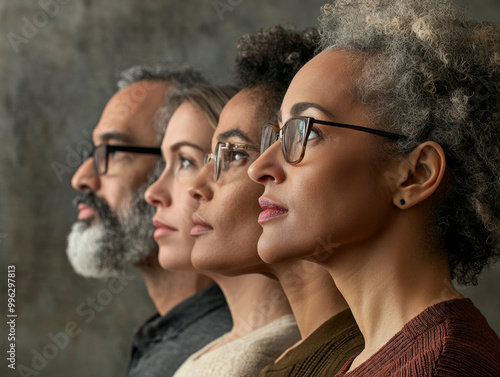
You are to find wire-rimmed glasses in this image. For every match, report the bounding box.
[204,141,259,181]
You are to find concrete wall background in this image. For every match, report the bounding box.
[0,0,499,376]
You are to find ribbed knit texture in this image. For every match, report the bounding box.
[335,298,500,376]
[173,314,301,377]
[259,309,364,377]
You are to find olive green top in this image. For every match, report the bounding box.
[259,309,364,377]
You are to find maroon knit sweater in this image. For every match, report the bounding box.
[335,298,500,377]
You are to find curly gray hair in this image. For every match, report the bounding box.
[319,0,500,285]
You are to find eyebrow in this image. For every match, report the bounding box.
[98,132,133,144]
[169,141,206,153]
[217,129,252,143]
[289,102,334,118]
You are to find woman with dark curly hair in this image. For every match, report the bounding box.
[145,83,300,377]
[186,25,364,376]
[249,0,500,375]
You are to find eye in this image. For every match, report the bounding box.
[108,149,126,161]
[228,150,249,163]
[179,155,195,169]
[221,149,251,173]
[307,127,321,140]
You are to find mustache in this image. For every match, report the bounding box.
[72,159,164,212]
[71,159,163,228]
[72,192,115,224]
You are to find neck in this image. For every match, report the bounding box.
[272,260,348,339]
[208,272,293,340]
[136,253,214,316]
[321,211,462,367]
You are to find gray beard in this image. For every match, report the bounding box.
[66,162,163,278]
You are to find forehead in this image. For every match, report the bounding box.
[163,101,214,149]
[282,50,363,117]
[93,81,171,144]
[214,89,262,144]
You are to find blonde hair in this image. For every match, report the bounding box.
[155,85,238,132]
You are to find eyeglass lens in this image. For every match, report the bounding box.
[79,145,107,175]
[260,124,278,155]
[211,142,259,181]
[260,119,309,164]
[218,144,250,177]
[94,145,108,174]
[283,118,308,163]
[220,149,236,174]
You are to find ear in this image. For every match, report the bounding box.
[391,141,446,209]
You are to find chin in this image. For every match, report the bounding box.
[190,251,236,276]
[158,247,194,271]
[256,236,287,264]
[204,264,264,277]
[191,243,262,276]
[191,254,223,274]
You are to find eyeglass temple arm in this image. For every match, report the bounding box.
[314,119,406,140]
[106,145,162,155]
[222,143,260,152]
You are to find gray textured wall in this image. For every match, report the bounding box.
[1,0,499,376]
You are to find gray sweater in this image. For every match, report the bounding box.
[127,284,232,377]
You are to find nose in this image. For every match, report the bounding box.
[188,162,214,202]
[144,168,172,207]
[71,158,101,192]
[248,141,286,184]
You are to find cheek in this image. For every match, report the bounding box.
[130,157,159,184]
[191,179,266,274]
[241,182,265,221]
[104,182,135,211]
[216,182,263,245]
[108,160,158,209]
[258,155,390,263]
[302,156,391,243]
[173,183,199,228]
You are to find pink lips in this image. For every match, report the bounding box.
[153,218,177,240]
[77,204,97,220]
[190,213,213,236]
[258,197,288,224]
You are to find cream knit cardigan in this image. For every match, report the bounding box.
[172,314,300,377]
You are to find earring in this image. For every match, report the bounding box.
[400,199,406,206]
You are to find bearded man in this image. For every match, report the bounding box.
[67,65,232,377]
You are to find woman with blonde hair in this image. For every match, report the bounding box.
[146,83,300,376]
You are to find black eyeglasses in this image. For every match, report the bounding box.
[204,141,260,181]
[80,144,162,175]
[261,116,406,164]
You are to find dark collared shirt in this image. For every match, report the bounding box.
[126,284,232,377]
